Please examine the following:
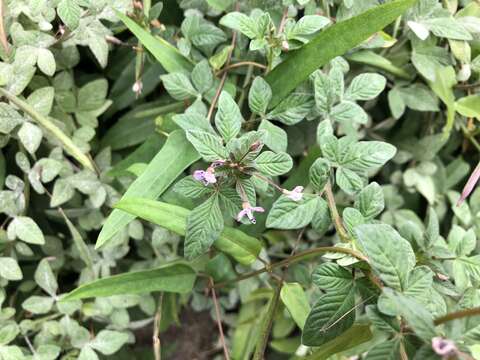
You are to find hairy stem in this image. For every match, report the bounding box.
[216,61,267,75]
[153,293,163,360]
[0,0,9,56]
[209,277,231,360]
[252,279,283,360]
[324,181,349,242]
[434,306,480,325]
[213,246,367,288]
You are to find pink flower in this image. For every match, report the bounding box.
[132,80,143,95]
[193,168,216,186]
[283,186,304,201]
[458,162,480,205]
[432,337,457,357]
[237,202,265,224]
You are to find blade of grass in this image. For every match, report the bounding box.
[62,263,196,301]
[96,130,200,249]
[0,87,96,172]
[265,0,416,107]
[115,10,193,74]
[115,197,262,265]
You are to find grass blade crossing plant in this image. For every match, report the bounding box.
[96,130,199,248]
[0,87,96,171]
[265,0,417,107]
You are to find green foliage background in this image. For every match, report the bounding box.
[1,0,480,359]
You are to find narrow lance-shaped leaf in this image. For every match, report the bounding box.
[61,263,196,301]
[96,130,200,249]
[114,197,262,265]
[115,11,193,74]
[0,88,95,172]
[265,0,416,107]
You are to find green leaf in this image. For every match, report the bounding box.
[35,259,58,297]
[77,79,108,112]
[456,95,480,119]
[62,263,196,301]
[0,88,95,172]
[355,224,415,290]
[249,77,272,115]
[309,158,330,192]
[215,91,243,142]
[61,213,93,271]
[364,339,400,360]
[0,323,19,346]
[347,50,412,80]
[330,101,368,124]
[209,45,233,70]
[37,48,56,76]
[354,182,384,220]
[57,0,81,29]
[220,12,258,39]
[280,282,311,330]
[312,263,353,292]
[265,0,416,107]
[302,286,356,346]
[191,60,213,93]
[267,195,319,229]
[287,15,331,40]
[336,167,364,195]
[90,330,129,355]
[174,176,213,198]
[96,130,199,249]
[8,216,44,245]
[424,207,439,249]
[0,257,22,281]
[115,11,193,73]
[427,66,457,136]
[27,87,54,116]
[382,288,437,341]
[186,130,228,161]
[18,122,42,155]
[345,141,397,172]
[22,296,54,314]
[258,119,287,153]
[266,93,313,125]
[303,325,373,359]
[255,151,293,176]
[344,73,386,101]
[114,197,262,265]
[160,73,197,100]
[185,195,224,259]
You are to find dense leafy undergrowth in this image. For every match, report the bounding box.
[2,0,480,359]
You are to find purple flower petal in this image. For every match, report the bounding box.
[193,170,205,181]
[236,209,248,222]
[204,171,217,184]
[432,337,457,356]
[458,162,480,205]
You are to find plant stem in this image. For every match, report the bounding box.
[0,88,96,172]
[324,181,349,242]
[213,246,367,288]
[460,123,480,152]
[207,23,237,121]
[216,61,267,75]
[209,277,231,360]
[0,0,9,56]
[434,306,480,325]
[252,279,283,360]
[153,293,163,360]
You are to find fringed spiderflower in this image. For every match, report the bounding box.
[237,202,265,224]
[432,337,458,358]
[283,186,304,201]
